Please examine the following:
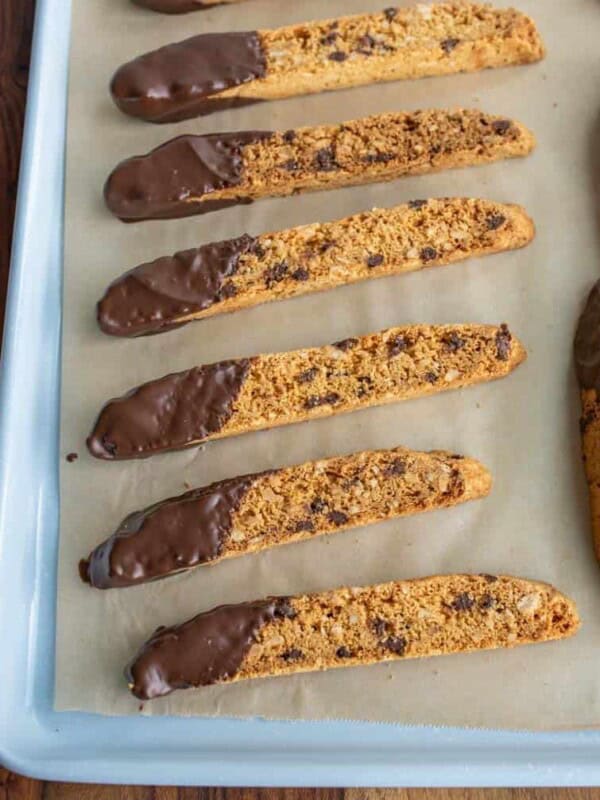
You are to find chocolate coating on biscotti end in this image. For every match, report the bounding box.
[81,472,267,588]
[110,31,266,123]
[132,0,227,12]
[575,280,600,391]
[98,234,256,337]
[126,598,289,698]
[87,358,251,459]
[104,131,272,222]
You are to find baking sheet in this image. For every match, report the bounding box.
[56,0,600,728]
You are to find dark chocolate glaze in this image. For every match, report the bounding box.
[126,597,288,699]
[80,470,270,588]
[110,31,266,123]
[575,280,600,391]
[97,234,256,337]
[132,0,228,13]
[104,131,272,222]
[87,358,252,460]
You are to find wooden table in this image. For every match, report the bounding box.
[0,1,596,797]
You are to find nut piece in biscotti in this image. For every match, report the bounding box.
[125,574,579,699]
[97,198,534,338]
[80,446,492,589]
[112,4,544,122]
[103,109,535,222]
[86,322,526,461]
[132,0,242,13]
[574,279,600,562]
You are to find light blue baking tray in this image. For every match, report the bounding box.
[2,0,600,786]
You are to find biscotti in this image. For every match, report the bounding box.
[126,574,579,699]
[98,198,534,338]
[87,322,526,460]
[574,280,600,562]
[112,4,544,123]
[104,109,535,222]
[132,0,241,12]
[80,446,492,588]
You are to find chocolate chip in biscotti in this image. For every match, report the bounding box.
[281,648,304,662]
[486,214,506,230]
[104,111,536,222]
[495,323,512,360]
[384,458,406,477]
[443,331,466,352]
[297,367,318,384]
[333,338,358,352]
[441,38,460,54]
[313,147,339,172]
[264,261,288,288]
[366,253,384,268]
[492,119,512,135]
[420,246,438,262]
[293,518,315,533]
[451,592,475,611]
[388,334,409,357]
[328,510,349,526]
[125,575,578,698]
[88,323,526,459]
[383,636,407,655]
[304,392,341,409]
[291,267,309,282]
[481,573,498,583]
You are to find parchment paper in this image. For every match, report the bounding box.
[56,0,600,728]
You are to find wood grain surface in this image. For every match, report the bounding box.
[0,0,597,797]
[1,774,600,800]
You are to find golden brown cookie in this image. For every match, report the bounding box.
[574,279,600,561]
[104,109,535,222]
[80,446,492,588]
[126,574,579,699]
[87,322,527,460]
[113,4,544,122]
[98,198,534,337]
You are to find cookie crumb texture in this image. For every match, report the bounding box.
[87,323,526,460]
[98,198,534,338]
[104,110,535,221]
[115,4,544,121]
[81,447,491,588]
[126,574,579,699]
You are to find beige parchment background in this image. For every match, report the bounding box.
[56,0,600,728]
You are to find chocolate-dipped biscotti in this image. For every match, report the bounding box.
[87,322,526,460]
[104,109,535,222]
[81,446,492,588]
[126,574,579,699]
[575,279,600,562]
[132,0,241,12]
[98,198,534,338]
[112,4,544,122]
